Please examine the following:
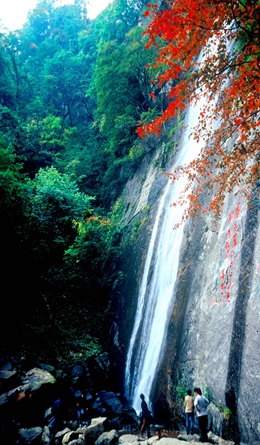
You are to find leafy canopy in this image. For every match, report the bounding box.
[0,0,162,351]
[138,0,260,224]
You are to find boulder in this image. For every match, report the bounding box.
[177,433,200,442]
[62,430,79,444]
[22,367,56,391]
[0,361,12,371]
[41,425,52,444]
[0,367,56,431]
[43,407,52,423]
[16,427,42,444]
[106,416,121,430]
[119,434,139,444]
[159,438,200,445]
[99,391,123,414]
[95,429,118,445]
[177,431,235,444]
[88,354,110,388]
[67,440,86,445]
[207,431,235,445]
[93,398,104,412]
[0,369,19,392]
[149,437,160,444]
[84,417,107,442]
[71,364,86,387]
[54,427,71,439]
[39,363,55,373]
[122,408,140,429]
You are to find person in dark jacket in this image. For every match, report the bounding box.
[138,394,152,439]
[74,391,90,427]
[49,398,63,432]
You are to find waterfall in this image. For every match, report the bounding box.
[124,54,215,413]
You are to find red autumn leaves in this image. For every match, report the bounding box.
[138,0,260,223]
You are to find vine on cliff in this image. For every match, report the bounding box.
[138,0,260,225]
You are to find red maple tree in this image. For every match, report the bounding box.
[138,0,260,224]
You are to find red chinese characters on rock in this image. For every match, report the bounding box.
[215,202,241,306]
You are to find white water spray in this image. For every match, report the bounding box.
[124,53,216,413]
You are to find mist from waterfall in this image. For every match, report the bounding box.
[124,58,214,413]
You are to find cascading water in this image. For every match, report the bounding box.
[124,51,218,413]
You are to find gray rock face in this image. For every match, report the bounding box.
[112,126,260,445]
[161,192,260,445]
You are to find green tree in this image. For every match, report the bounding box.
[27,166,94,268]
[93,26,162,204]
[0,136,32,334]
[0,0,157,356]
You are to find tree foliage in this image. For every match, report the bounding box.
[138,0,260,223]
[0,0,167,352]
[95,26,157,156]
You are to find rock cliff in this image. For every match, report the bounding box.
[110,119,260,445]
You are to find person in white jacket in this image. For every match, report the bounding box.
[194,387,209,443]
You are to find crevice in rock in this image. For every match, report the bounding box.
[224,197,258,443]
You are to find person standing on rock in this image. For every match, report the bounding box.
[49,397,64,432]
[138,394,152,439]
[184,389,194,435]
[194,387,209,443]
[74,390,90,427]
